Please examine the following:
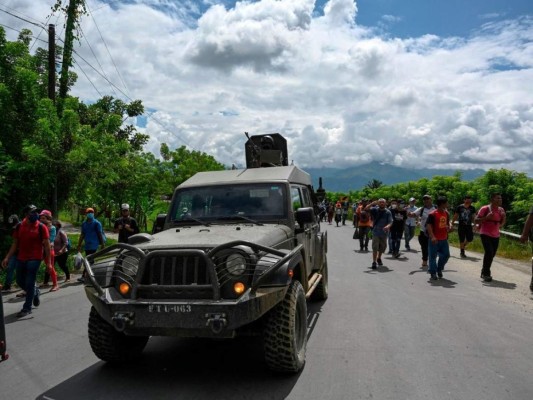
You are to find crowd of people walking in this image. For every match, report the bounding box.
[321,193,532,291]
[0,203,139,318]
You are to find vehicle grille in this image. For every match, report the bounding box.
[137,254,217,300]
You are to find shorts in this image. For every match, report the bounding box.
[372,235,388,253]
[458,225,474,243]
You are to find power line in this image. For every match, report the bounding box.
[72,57,103,97]
[84,0,131,98]
[0,7,46,29]
[76,21,119,98]
[0,23,48,44]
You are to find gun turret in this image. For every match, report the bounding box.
[245,133,288,168]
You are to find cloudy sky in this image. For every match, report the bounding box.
[2,0,532,174]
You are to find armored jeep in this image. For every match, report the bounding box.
[83,133,328,372]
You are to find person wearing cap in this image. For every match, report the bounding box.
[39,210,59,291]
[1,215,20,292]
[404,197,418,251]
[113,203,139,243]
[409,195,436,268]
[452,195,476,258]
[1,205,52,317]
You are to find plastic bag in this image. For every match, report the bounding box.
[353,228,359,240]
[74,252,83,270]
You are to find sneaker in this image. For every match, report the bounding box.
[371,262,377,270]
[481,274,492,282]
[394,252,401,259]
[33,287,41,307]
[377,258,383,266]
[77,277,85,284]
[422,261,428,267]
[1,286,12,292]
[16,309,32,318]
[364,246,368,251]
[460,251,467,258]
[430,273,438,281]
[437,271,443,279]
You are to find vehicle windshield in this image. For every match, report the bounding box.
[171,183,288,223]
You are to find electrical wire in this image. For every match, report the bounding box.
[84,0,131,98]
[0,23,48,43]
[76,21,119,98]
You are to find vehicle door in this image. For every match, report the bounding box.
[290,185,315,277]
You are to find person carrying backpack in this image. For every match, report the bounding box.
[1,205,51,317]
[53,220,71,283]
[77,207,105,283]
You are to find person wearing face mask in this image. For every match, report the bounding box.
[1,205,52,317]
[76,207,105,283]
[39,210,59,291]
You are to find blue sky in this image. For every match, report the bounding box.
[347,0,532,38]
[3,1,532,174]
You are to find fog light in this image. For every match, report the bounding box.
[119,282,131,296]
[233,282,246,295]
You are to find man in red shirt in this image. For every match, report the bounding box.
[1,205,53,317]
[426,196,452,281]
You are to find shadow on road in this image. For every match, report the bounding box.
[428,276,457,288]
[36,304,327,400]
[364,266,394,274]
[482,279,517,290]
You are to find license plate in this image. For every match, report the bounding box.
[148,304,192,313]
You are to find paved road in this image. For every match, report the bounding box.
[1,223,532,400]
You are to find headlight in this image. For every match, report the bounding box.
[116,251,141,283]
[226,253,247,276]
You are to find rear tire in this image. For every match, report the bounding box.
[263,281,307,373]
[88,307,148,363]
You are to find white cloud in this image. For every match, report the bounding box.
[2,0,532,175]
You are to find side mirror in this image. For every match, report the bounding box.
[152,213,167,234]
[295,207,314,226]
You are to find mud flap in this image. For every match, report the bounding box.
[0,292,8,361]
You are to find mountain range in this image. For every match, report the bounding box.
[306,162,486,193]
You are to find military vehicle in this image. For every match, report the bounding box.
[83,133,328,372]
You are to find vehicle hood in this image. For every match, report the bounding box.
[137,223,293,250]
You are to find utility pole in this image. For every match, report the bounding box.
[49,23,58,216]
[48,24,56,103]
[58,0,77,107]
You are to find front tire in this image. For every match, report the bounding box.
[263,281,307,373]
[88,307,149,363]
